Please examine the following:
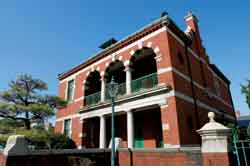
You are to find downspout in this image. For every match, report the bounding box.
[183,40,200,133]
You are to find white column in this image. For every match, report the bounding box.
[99,115,106,148]
[127,110,134,148]
[125,66,132,95]
[100,74,106,102]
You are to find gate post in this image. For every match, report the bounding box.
[197,112,231,166]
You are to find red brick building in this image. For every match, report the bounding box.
[55,12,236,149]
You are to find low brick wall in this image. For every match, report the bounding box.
[0,152,5,166]
[2,149,111,166]
[118,147,202,166]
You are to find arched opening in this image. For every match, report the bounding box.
[105,60,126,99]
[84,71,101,106]
[130,47,158,92]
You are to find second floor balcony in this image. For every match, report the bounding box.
[84,72,158,107]
[83,47,161,108]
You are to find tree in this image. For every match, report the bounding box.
[241,80,250,109]
[0,74,67,130]
[0,127,76,150]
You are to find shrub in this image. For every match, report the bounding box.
[0,128,76,150]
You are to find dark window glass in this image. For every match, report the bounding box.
[67,80,74,101]
[177,53,184,64]
[64,119,71,137]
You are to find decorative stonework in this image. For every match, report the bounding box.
[147,41,152,47]
[197,112,231,153]
[162,123,169,131]
[129,50,135,56]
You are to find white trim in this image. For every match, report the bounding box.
[157,67,172,75]
[172,68,191,82]
[157,67,232,108]
[167,28,228,87]
[59,27,167,83]
[72,66,232,109]
[62,118,72,138]
[56,114,79,122]
[56,89,234,122]
[173,91,235,121]
[164,144,181,148]
[208,66,228,87]
[74,96,84,103]
[79,92,169,119]
[65,78,76,101]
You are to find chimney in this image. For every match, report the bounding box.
[184,11,203,56]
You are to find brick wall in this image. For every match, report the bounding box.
[0,153,5,166]
[55,13,236,148]
[118,148,202,166]
[0,148,235,166]
[2,149,111,166]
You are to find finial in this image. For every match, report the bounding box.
[187,11,193,16]
[161,11,168,17]
[208,112,215,122]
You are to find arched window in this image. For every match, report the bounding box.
[105,60,126,98]
[130,47,158,92]
[84,71,101,106]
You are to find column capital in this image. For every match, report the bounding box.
[124,66,133,72]
[124,60,130,67]
[126,109,133,113]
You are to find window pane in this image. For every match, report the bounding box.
[64,119,71,137]
[67,80,74,101]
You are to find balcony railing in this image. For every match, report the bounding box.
[84,73,158,106]
[131,72,158,93]
[105,82,126,100]
[85,91,101,106]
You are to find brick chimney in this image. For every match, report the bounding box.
[184,11,204,57]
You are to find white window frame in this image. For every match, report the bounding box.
[62,118,72,138]
[65,79,75,102]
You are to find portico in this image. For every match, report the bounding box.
[81,105,164,149]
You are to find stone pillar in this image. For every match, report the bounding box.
[127,110,134,148]
[99,115,106,148]
[4,135,29,155]
[100,72,106,102]
[197,112,231,166]
[125,66,132,95]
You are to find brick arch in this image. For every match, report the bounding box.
[84,70,101,98]
[104,59,126,84]
[129,47,158,80]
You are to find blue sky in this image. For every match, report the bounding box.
[0,0,249,115]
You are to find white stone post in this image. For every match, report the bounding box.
[4,135,29,155]
[100,72,106,102]
[127,110,134,148]
[99,115,106,148]
[197,112,231,153]
[125,66,132,95]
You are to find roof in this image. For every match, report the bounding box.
[238,115,250,121]
[58,15,190,80]
[209,64,231,85]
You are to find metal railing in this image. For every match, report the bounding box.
[85,91,101,106]
[231,127,250,166]
[84,73,158,106]
[105,82,126,100]
[131,72,158,93]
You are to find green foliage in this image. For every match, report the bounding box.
[0,128,76,150]
[0,74,67,129]
[0,119,23,133]
[241,80,250,109]
[68,157,96,166]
